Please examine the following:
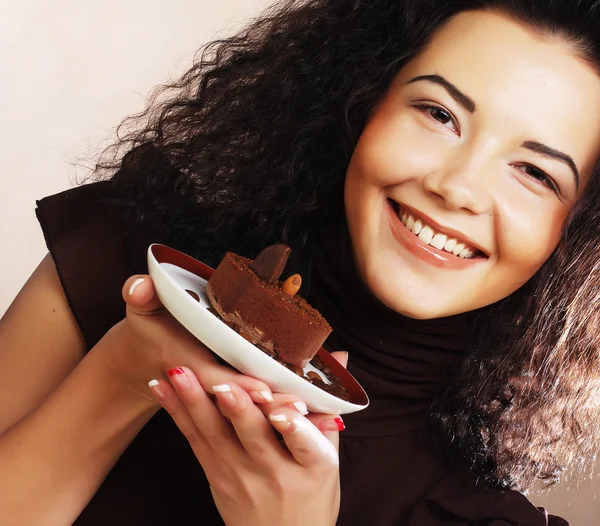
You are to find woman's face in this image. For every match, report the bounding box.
[345,10,600,319]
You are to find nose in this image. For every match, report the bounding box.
[422,150,493,215]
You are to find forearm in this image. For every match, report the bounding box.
[0,329,158,526]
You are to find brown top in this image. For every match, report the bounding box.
[35,181,568,526]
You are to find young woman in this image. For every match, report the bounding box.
[2,0,599,524]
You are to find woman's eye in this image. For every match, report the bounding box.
[517,164,558,193]
[415,104,458,133]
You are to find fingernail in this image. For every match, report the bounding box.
[269,413,292,431]
[319,416,345,432]
[252,390,274,403]
[148,379,164,401]
[167,367,190,389]
[292,401,309,416]
[128,278,145,296]
[212,384,235,405]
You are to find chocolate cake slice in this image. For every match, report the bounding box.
[205,244,332,368]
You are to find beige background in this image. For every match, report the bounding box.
[0,1,597,523]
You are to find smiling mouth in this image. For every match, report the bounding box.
[387,200,488,260]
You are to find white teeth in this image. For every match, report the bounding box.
[443,238,457,252]
[412,219,424,235]
[452,243,465,256]
[397,207,481,259]
[417,225,434,244]
[430,233,447,250]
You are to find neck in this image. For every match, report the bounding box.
[308,218,473,436]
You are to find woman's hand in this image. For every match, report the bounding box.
[148,357,348,526]
[100,274,274,409]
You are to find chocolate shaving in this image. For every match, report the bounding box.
[249,244,291,283]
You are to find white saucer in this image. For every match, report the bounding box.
[147,244,369,415]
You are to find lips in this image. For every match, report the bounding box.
[385,199,488,269]
[388,200,488,259]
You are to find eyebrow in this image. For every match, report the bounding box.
[405,74,477,113]
[521,141,580,189]
[405,74,580,190]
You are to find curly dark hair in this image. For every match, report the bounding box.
[90,0,600,492]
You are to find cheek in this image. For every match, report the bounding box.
[497,201,567,275]
[349,109,443,189]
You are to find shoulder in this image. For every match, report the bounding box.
[36,181,150,349]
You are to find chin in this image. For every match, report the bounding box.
[384,296,452,319]
[360,265,455,319]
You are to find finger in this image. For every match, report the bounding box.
[267,407,339,469]
[330,351,349,369]
[166,367,243,457]
[307,413,345,450]
[146,378,212,460]
[254,392,309,418]
[122,275,164,314]
[191,367,274,406]
[211,382,288,466]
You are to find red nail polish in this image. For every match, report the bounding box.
[167,367,191,390]
[319,416,346,432]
